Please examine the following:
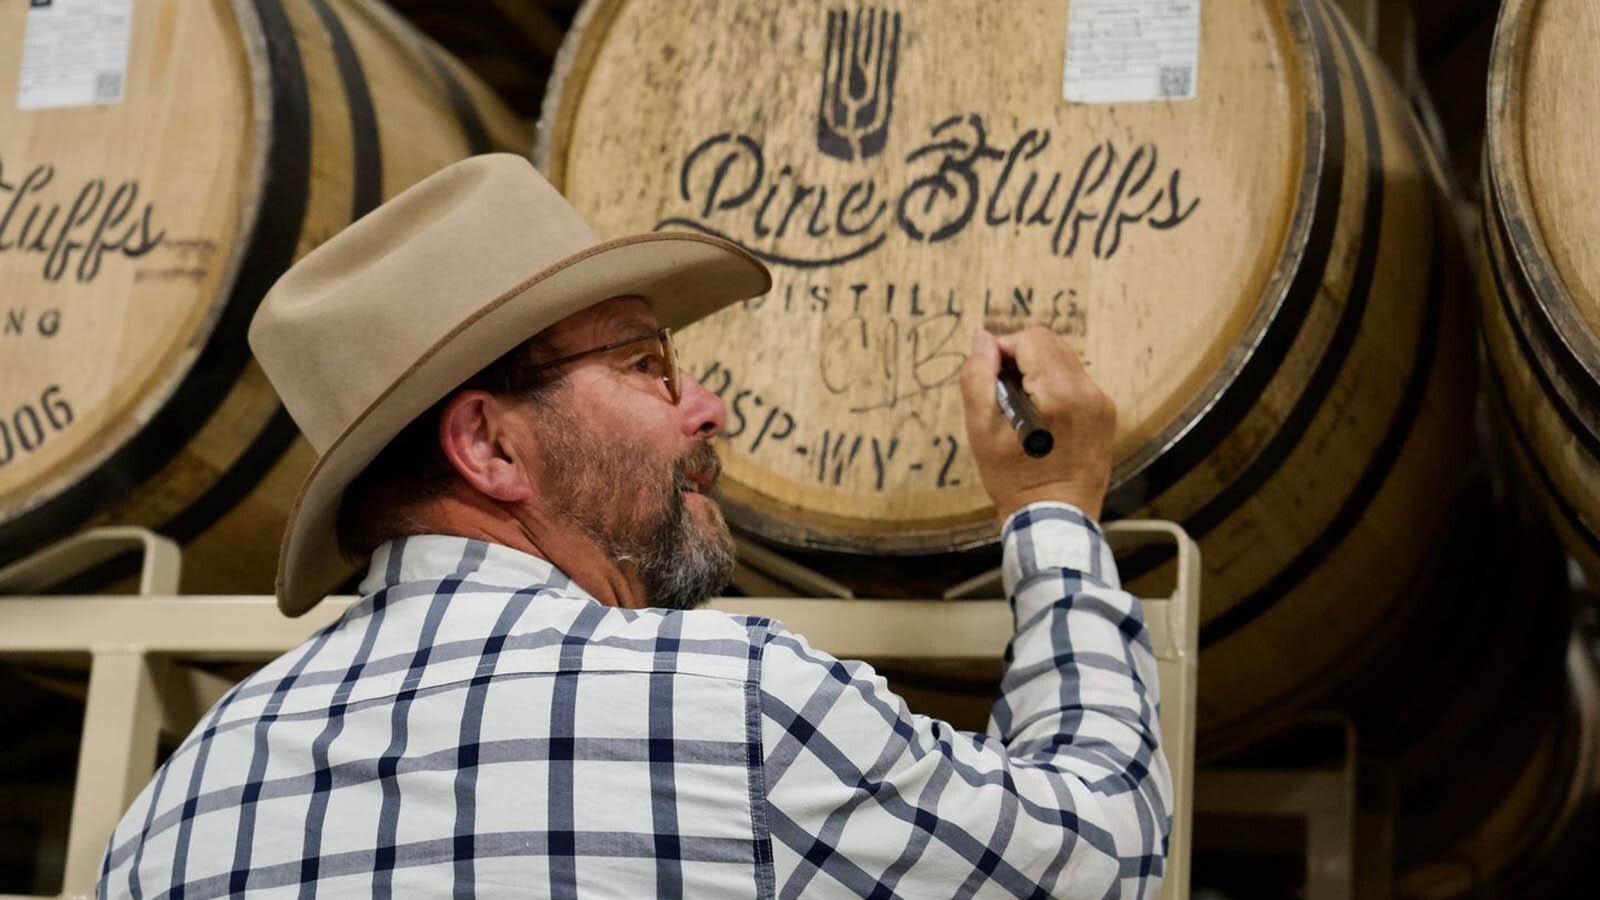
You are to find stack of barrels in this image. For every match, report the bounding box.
[1414,1,1600,888]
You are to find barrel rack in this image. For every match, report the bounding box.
[0,522,1381,899]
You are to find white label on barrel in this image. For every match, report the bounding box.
[1063,0,1200,104]
[16,0,133,110]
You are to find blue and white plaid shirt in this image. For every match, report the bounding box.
[101,502,1170,898]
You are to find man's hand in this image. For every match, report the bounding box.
[960,327,1117,522]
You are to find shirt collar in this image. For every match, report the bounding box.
[358,534,585,598]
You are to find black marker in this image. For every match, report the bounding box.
[996,361,1053,458]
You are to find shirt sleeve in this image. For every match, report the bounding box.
[756,502,1171,899]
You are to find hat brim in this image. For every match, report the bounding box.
[274,231,770,615]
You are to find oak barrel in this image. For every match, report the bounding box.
[538,0,1478,736]
[1480,0,1600,586]
[0,0,529,593]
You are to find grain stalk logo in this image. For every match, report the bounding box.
[817,8,901,163]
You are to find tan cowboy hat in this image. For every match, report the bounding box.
[249,154,771,616]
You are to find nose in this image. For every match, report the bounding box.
[677,372,726,438]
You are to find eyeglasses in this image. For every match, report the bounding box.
[526,327,680,404]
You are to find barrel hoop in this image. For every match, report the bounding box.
[1105,0,1346,516]
[1486,364,1600,559]
[1200,15,1447,649]
[1502,214,1600,440]
[0,0,314,568]
[309,0,384,220]
[1118,8,1388,582]
[1486,203,1600,459]
[421,44,493,156]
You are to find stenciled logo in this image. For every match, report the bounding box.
[817,8,901,163]
[655,8,1201,269]
[0,156,166,283]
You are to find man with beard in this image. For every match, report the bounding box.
[99,155,1170,899]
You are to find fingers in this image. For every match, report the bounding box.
[994,326,1088,386]
[960,328,1003,430]
[960,325,1117,522]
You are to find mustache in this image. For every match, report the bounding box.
[671,441,721,491]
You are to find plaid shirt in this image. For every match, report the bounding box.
[101,503,1169,898]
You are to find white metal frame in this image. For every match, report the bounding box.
[0,522,1199,899]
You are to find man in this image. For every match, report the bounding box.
[99,154,1170,898]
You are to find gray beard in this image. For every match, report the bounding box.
[634,477,737,611]
[534,402,736,609]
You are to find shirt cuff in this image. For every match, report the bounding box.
[1000,501,1120,595]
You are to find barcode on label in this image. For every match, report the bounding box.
[1159,66,1192,99]
[94,71,122,102]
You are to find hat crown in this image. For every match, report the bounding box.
[248,154,599,451]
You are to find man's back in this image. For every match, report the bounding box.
[101,537,771,898]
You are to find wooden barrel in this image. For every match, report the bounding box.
[0,0,529,594]
[1480,0,1600,586]
[538,0,1478,735]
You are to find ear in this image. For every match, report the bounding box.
[438,391,538,503]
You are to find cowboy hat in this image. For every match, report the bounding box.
[249,153,771,615]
